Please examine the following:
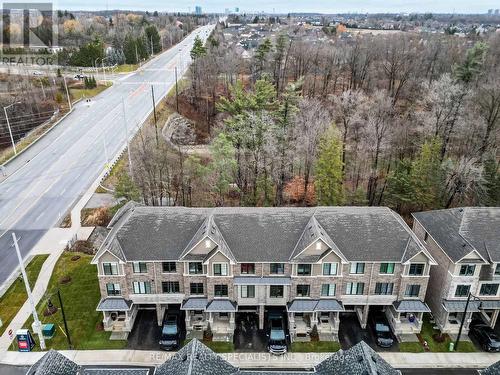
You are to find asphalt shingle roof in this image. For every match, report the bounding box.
[442,300,481,312]
[104,206,421,263]
[155,339,238,375]
[393,300,430,313]
[181,298,208,310]
[27,350,79,375]
[482,359,500,375]
[96,297,133,311]
[206,299,237,312]
[413,207,500,263]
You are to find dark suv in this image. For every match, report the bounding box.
[369,313,394,348]
[267,313,287,355]
[469,323,500,352]
[159,312,181,350]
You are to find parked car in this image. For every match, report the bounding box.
[159,312,181,351]
[32,71,43,76]
[370,313,394,348]
[469,323,500,352]
[74,74,87,80]
[267,312,287,355]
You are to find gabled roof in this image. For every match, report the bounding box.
[155,339,238,375]
[413,207,500,263]
[101,206,424,263]
[314,341,400,375]
[27,350,78,375]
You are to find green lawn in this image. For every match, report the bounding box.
[15,252,127,351]
[0,255,49,336]
[399,341,425,353]
[112,64,139,73]
[412,314,476,353]
[182,339,234,353]
[291,341,341,352]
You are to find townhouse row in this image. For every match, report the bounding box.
[92,204,500,341]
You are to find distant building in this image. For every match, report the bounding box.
[495,9,500,15]
[195,5,202,15]
[235,7,239,13]
[488,9,493,15]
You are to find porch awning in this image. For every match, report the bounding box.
[393,300,430,313]
[287,299,344,313]
[315,299,344,312]
[206,299,237,312]
[181,297,208,310]
[480,300,500,310]
[442,299,481,313]
[233,276,291,285]
[96,297,133,312]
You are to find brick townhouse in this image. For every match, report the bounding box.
[92,203,436,342]
[413,207,500,335]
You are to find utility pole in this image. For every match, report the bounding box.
[12,233,46,350]
[63,76,72,111]
[3,102,20,155]
[57,289,72,349]
[151,85,159,146]
[175,67,179,112]
[135,44,139,66]
[121,96,133,177]
[150,34,154,56]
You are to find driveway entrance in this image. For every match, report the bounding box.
[233,312,267,352]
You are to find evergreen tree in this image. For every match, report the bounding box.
[385,159,414,213]
[453,41,489,84]
[207,133,237,206]
[114,171,140,202]
[315,125,344,205]
[410,137,444,210]
[482,155,500,206]
[145,25,161,54]
[190,35,206,60]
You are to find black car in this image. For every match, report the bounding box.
[159,312,181,350]
[369,314,394,348]
[267,313,287,355]
[469,323,500,352]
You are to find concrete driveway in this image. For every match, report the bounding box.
[338,312,400,352]
[234,312,267,352]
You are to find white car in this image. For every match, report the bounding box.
[32,71,43,76]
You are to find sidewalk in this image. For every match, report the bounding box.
[0,348,497,369]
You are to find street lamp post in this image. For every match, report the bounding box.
[3,102,21,155]
[56,289,73,349]
[454,292,481,351]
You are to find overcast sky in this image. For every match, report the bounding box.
[43,1,498,14]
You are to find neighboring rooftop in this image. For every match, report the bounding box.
[413,207,500,263]
[95,206,428,263]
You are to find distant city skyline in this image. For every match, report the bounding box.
[37,0,500,14]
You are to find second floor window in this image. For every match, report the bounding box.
[190,283,204,295]
[296,284,310,297]
[241,263,255,274]
[495,264,500,276]
[379,263,395,274]
[103,262,118,275]
[162,281,180,294]
[321,284,336,297]
[132,262,147,273]
[459,264,476,276]
[455,284,470,297]
[241,285,255,298]
[323,263,338,276]
[297,264,312,276]
[213,263,228,276]
[214,284,228,297]
[480,283,499,296]
[270,263,285,274]
[405,284,420,297]
[346,282,364,295]
[133,281,151,294]
[409,263,424,276]
[375,282,394,295]
[350,262,365,274]
[106,283,121,296]
[162,262,176,273]
[189,262,203,275]
[270,285,284,298]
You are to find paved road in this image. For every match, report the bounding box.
[0,24,214,285]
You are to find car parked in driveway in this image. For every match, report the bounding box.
[159,312,181,351]
[369,313,394,348]
[267,312,287,355]
[469,322,500,352]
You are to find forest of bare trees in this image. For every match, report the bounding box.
[120,21,500,216]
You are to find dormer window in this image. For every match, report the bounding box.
[459,264,476,276]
